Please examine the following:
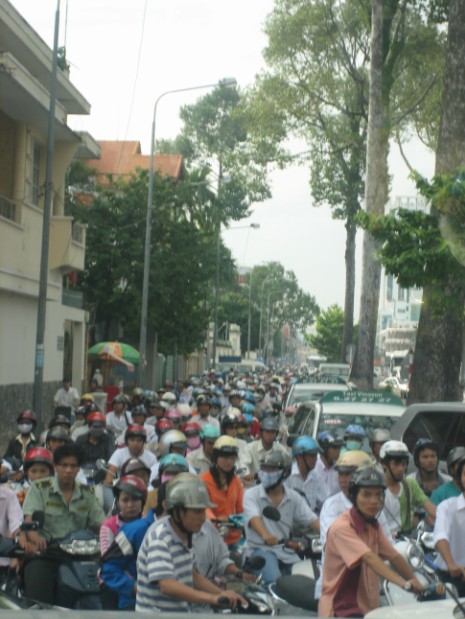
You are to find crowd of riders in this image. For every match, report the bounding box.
[0,368,464,615]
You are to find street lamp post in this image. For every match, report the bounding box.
[139,77,237,387]
[211,223,259,369]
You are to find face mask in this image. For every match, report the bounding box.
[258,470,283,489]
[18,423,33,435]
[90,427,104,438]
[160,473,174,485]
[346,440,362,451]
[187,437,200,450]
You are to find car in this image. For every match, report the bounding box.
[391,402,465,461]
[378,376,409,399]
[287,390,405,450]
[283,379,351,414]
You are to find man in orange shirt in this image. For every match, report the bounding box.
[319,468,424,617]
[201,436,243,548]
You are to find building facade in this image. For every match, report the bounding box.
[0,0,98,427]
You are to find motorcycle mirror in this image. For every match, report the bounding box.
[20,521,39,532]
[96,458,108,471]
[263,505,281,522]
[243,556,266,571]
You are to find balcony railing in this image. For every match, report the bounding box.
[0,194,17,222]
[62,288,84,309]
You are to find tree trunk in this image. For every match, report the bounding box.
[351,0,390,389]
[341,219,356,362]
[408,0,465,403]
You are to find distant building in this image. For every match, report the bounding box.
[0,0,99,421]
[376,196,428,369]
[84,140,184,186]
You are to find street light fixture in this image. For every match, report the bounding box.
[139,77,237,387]
[211,223,260,369]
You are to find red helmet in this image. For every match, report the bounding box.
[181,421,201,437]
[165,409,181,423]
[17,409,37,426]
[125,424,147,442]
[88,412,106,426]
[156,418,173,435]
[113,475,148,503]
[23,447,54,472]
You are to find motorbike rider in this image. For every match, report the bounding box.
[380,440,436,537]
[145,398,168,427]
[193,394,220,431]
[433,455,465,596]
[243,449,319,586]
[407,438,451,497]
[315,451,394,600]
[23,447,54,485]
[341,424,366,454]
[136,473,247,612]
[105,425,157,485]
[182,421,202,454]
[106,394,132,437]
[75,411,115,474]
[369,428,391,470]
[187,424,220,475]
[3,409,38,471]
[286,435,328,513]
[319,467,424,617]
[100,475,149,609]
[315,431,344,497]
[241,416,289,481]
[200,436,244,548]
[21,443,106,605]
[431,446,465,505]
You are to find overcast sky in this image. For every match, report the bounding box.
[11,0,435,318]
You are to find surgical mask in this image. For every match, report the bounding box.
[187,437,200,450]
[346,439,362,451]
[161,473,174,485]
[18,423,33,435]
[258,470,283,489]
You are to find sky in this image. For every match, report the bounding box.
[10,0,436,317]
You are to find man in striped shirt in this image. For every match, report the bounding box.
[136,473,246,612]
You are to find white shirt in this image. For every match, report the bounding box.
[106,410,132,435]
[383,485,404,535]
[433,493,465,571]
[243,483,317,564]
[108,446,157,472]
[315,455,340,497]
[286,462,328,512]
[54,386,79,407]
[186,446,211,475]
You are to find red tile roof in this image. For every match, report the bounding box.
[86,141,184,183]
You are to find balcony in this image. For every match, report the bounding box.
[62,288,84,309]
[49,217,86,272]
[0,194,19,223]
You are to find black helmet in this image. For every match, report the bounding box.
[46,426,70,442]
[318,431,344,453]
[412,438,439,468]
[49,414,71,429]
[447,446,465,474]
[348,467,386,505]
[260,417,279,433]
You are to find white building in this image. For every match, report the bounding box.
[0,0,99,424]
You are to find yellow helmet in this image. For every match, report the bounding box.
[335,450,374,472]
[213,435,239,455]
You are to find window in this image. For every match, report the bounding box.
[402,411,460,459]
[32,143,41,206]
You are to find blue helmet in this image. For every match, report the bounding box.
[159,453,189,476]
[344,424,365,439]
[242,402,256,416]
[200,424,221,440]
[243,391,256,405]
[211,397,221,407]
[292,436,321,457]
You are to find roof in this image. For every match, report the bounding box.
[85,141,184,183]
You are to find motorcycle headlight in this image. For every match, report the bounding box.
[311,538,322,554]
[59,539,100,555]
[406,541,424,569]
[421,532,435,550]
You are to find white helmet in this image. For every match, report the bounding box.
[380,440,410,461]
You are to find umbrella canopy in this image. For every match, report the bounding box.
[87,341,139,366]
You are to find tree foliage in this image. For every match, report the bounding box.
[307,305,345,362]
[68,163,235,356]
